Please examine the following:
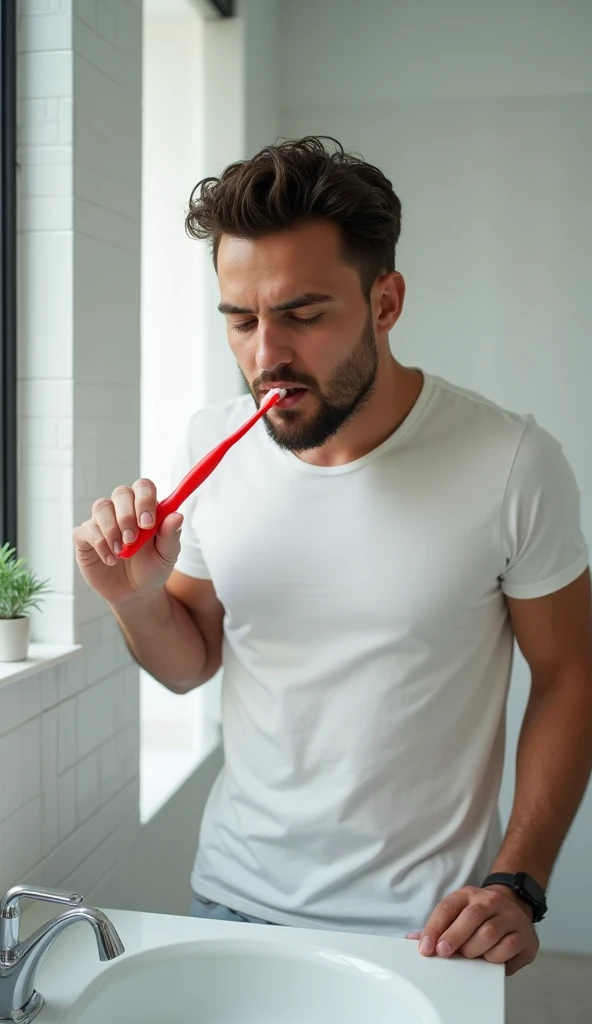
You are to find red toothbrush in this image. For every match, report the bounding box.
[118,388,287,559]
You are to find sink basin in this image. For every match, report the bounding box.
[62,938,441,1023]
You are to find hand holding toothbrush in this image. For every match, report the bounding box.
[72,389,286,605]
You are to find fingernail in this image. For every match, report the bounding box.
[123,530,135,545]
[437,940,452,957]
[106,555,117,566]
[419,936,434,955]
[140,512,153,528]
[113,541,121,555]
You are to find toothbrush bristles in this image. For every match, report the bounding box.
[264,387,287,405]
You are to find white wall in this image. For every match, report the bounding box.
[1,0,142,901]
[279,0,592,954]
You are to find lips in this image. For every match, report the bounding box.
[275,388,307,409]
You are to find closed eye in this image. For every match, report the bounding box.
[231,314,323,334]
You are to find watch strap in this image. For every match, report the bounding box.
[481,872,547,923]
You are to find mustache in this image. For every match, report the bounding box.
[253,370,318,392]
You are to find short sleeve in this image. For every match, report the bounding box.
[500,417,589,599]
[170,416,212,581]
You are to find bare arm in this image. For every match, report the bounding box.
[411,569,592,974]
[112,571,224,695]
[491,568,592,884]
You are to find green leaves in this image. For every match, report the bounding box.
[0,543,51,620]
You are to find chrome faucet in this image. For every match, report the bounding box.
[0,884,125,1023]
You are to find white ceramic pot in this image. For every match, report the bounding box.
[0,616,31,662]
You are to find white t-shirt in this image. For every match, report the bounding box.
[174,372,588,936]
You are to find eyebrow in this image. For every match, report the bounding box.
[217,293,334,315]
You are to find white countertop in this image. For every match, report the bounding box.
[30,907,505,1023]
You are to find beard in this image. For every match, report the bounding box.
[243,312,379,453]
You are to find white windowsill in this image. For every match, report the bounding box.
[0,643,82,690]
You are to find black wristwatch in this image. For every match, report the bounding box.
[481,872,548,923]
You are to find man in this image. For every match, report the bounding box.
[74,137,592,976]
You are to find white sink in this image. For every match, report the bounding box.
[31,909,503,1023]
[62,938,440,1024]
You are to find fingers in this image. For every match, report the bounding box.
[86,480,157,559]
[438,893,504,957]
[413,886,539,975]
[110,485,139,547]
[153,513,184,566]
[132,478,157,530]
[503,945,538,977]
[417,889,473,956]
[73,521,117,566]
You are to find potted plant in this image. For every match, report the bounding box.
[0,543,50,662]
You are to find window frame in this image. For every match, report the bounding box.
[0,0,17,552]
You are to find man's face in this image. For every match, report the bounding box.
[217,221,380,452]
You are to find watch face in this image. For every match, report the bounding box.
[518,873,545,903]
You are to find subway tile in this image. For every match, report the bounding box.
[37,780,138,889]
[98,736,119,803]
[41,667,59,710]
[27,593,75,646]
[73,585,109,629]
[18,52,72,99]
[96,3,116,45]
[0,686,22,738]
[18,231,73,379]
[75,0,96,31]
[20,417,59,448]
[0,729,24,819]
[20,446,73,467]
[77,678,114,758]
[41,708,58,778]
[18,380,73,419]
[56,418,73,449]
[41,781,59,858]
[76,751,100,823]
[18,7,71,54]
[21,676,42,722]
[18,194,73,231]
[57,656,85,701]
[20,463,62,501]
[21,718,42,803]
[0,798,42,887]
[65,808,139,896]
[58,98,73,145]
[17,144,73,167]
[57,697,77,773]
[58,766,77,840]
[75,19,120,85]
[20,165,73,200]
[74,197,140,251]
[41,707,59,855]
[18,499,74,595]
[0,675,41,738]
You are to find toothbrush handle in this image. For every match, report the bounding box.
[118,392,280,559]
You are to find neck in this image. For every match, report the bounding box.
[296,350,424,468]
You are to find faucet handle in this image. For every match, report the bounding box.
[1,885,83,916]
[1,886,83,953]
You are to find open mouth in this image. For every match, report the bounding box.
[273,387,308,409]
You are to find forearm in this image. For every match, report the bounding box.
[111,587,212,694]
[492,671,592,885]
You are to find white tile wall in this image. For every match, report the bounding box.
[0,0,143,900]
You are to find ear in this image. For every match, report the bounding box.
[374,271,405,333]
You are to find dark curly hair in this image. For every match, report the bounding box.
[185,137,402,299]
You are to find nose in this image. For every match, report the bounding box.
[255,321,293,373]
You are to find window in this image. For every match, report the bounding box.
[0,0,17,552]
